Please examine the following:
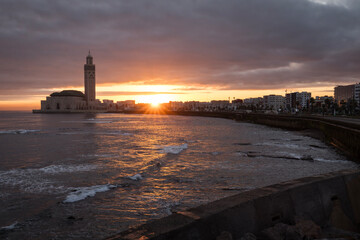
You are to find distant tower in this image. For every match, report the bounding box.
[84,50,96,103]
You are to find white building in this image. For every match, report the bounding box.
[296,92,311,109]
[117,100,136,110]
[210,100,230,110]
[263,95,285,110]
[169,101,184,111]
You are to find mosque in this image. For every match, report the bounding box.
[34,52,106,113]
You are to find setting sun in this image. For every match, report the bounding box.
[151,102,160,108]
[138,94,173,106]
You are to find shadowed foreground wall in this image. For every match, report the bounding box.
[107,169,360,240]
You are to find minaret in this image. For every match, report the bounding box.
[84,50,96,103]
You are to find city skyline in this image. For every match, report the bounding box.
[1,0,360,110]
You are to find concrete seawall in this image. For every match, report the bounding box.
[107,169,360,240]
[234,113,360,162]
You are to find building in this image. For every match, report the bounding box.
[243,97,263,106]
[263,95,285,110]
[296,92,311,109]
[355,84,360,106]
[40,90,87,111]
[232,99,243,104]
[315,96,334,106]
[285,93,297,110]
[334,84,355,104]
[36,52,104,112]
[210,100,230,109]
[285,92,311,110]
[117,100,136,110]
[84,51,96,103]
[169,101,184,111]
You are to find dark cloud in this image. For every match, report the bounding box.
[0,0,359,93]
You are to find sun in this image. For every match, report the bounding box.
[151,102,160,108]
[139,94,172,106]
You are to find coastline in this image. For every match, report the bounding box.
[1,110,359,239]
[106,110,360,162]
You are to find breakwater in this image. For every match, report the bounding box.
[107,169,360,239]
[234,113,360,162]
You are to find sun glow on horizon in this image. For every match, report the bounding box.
[0,82,337,110]
[138,94,173,105]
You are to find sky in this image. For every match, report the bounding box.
[1,0,360,110]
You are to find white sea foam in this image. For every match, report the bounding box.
[236,152,248,157]
[1,222,18,230]
[86,118,113,124]
[63,184,116,203]
[0,129,40,135]
[256,142,308,150]
[0,164,98,193]
[39,164,98,174]
[314,158,347,163]
[285,153,303,159]
[161,143,188,154]
[127,173,143,181]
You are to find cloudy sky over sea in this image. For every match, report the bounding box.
[1,0,359,109]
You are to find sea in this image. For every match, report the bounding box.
[0,111,357,239]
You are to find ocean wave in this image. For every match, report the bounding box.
[127,173,143,181]
[63,184,116,203]
[160,143,188,154]
[0,129,40,135]
[255,142,308,150]
[0,169,66,193]
[85,118,113,124]
[1,222,18,231]
[314,158,348,163]
[100,131,133,136]
[39,164,98,174]
[0,164,98,193]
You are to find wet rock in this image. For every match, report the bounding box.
[261,223,301,240]
[321,226,360,239]
[329,198,357,232]
[216,231,233,240]
[294,218,321,239]
[300,155,314,161]
[234,142,252,146]
[240,232,257,240]
[309,144,326,149]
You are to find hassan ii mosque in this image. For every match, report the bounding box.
[34,52,107,113]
